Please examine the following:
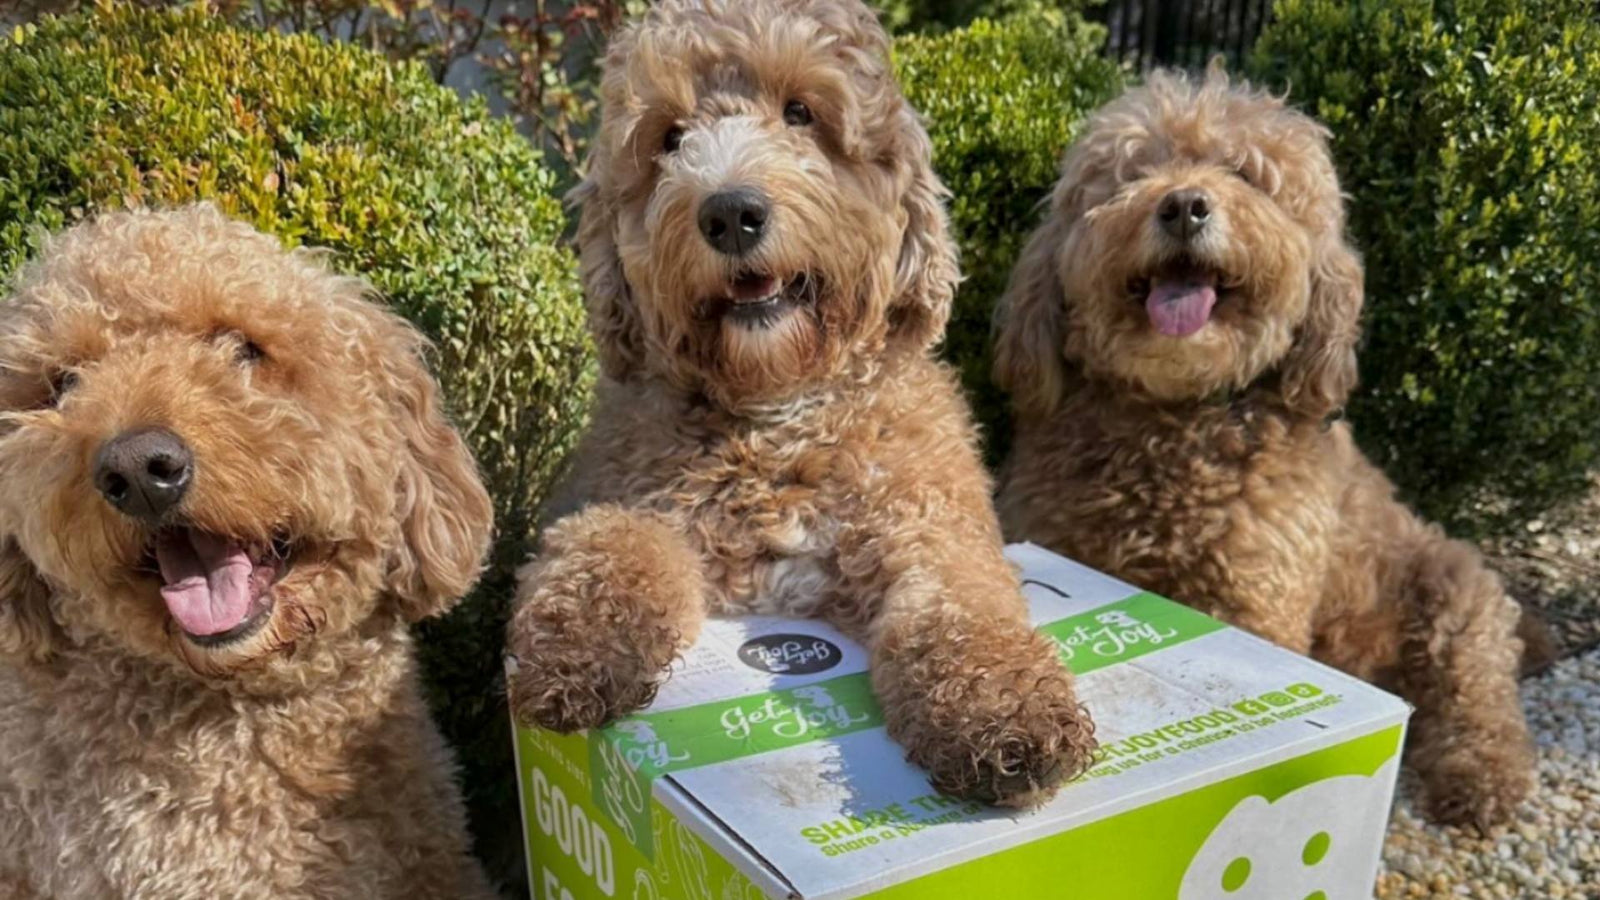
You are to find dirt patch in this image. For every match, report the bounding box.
[1484,478,1600,660]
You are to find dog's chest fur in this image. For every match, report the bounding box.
[0,630,471,898]
[661,419,864,617]
[1002,402,1344,606]
[569,381,924,619]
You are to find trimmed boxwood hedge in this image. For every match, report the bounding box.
[1251,0,1600,533]
[895,8,1124,450]
[1,6,590,882]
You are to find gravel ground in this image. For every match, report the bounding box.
[1377,648,1600,899]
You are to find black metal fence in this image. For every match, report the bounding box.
[1090,0,1275,71]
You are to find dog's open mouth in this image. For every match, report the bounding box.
[149,528,291,646]
[1127,258,1242,338]
[718,271,814,328]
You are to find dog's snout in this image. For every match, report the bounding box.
[1157,188,1212,242]
[94,428,193,521]
[698,188,770,257]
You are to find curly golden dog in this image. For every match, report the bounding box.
[0,205,496,898]
[506,0,1095,806]
[993,68,1533,829]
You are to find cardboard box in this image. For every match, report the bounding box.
[512,543,1410,900]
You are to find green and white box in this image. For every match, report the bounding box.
[512,543,1410,900]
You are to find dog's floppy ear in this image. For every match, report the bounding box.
[888,109,959,351]
[1279,234,1363,420]
[379,323,495,622]
[993,208,1072,417]
[0,540,59,662]
[571,177,645,379]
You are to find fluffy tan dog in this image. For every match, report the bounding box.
[0,205,497,898]
[505,0,1095,806]
[993,68,1534,829]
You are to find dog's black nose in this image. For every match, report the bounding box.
[1157,188,1212,242]
[94,428,193,521]
[698,188,770,257]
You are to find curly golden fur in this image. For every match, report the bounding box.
[994,68,1534,830]
[506,0,1096,806]
[0,205,496,898]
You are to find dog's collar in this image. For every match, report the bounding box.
[1202,371,1344,432]
[1201,384,1248,409]
[1200,369,1277,411]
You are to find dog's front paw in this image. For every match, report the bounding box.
[878,626,1096,807]
[920,665,1095,807]
[505,506,708,733]
[504,576,676,732]
[1416,735,1534,832]
[505,634,660,733]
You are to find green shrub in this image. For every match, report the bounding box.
[1250,0,1600,533]
[895,9,1124,447]
[1,6,591,882]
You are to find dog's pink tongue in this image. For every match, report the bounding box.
[156,530,254,636]
[1146,277,1218,337]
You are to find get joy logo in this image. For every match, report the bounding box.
[610,720,691,772]
[1052,609,1181,663]
[736,633,843,675]
[718,685,871,741]
[591,734,650,846]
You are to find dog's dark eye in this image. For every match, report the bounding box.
[783,100,813,127]
[46,370,78,407]
[236,339,266,365]
[662,125,685,154]
[1233,167,1253,186]
[214,330,266,365]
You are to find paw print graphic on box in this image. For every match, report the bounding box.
[1179,760,1398,900]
